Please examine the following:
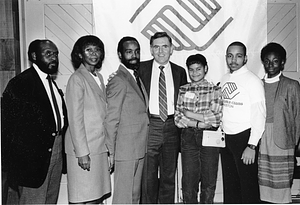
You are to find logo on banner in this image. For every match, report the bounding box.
[130,0,233,51]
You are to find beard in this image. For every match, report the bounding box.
[122,58,140,71]
[47,61,59,74]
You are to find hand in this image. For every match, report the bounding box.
[241,147,256,165]
[176,121,188,128]
[108,154,114,174]
[183,109,193,118]
[78,155,91,171]
[107,71,117,82]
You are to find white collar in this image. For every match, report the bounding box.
[33,63,48,80]
[264,72,281,83]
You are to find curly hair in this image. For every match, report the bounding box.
[260,42,286,63]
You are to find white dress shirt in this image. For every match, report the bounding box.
[149,61,174,115]
[33,63,64,130]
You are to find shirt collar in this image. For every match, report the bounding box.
[121,63,135,78]
[33,63,48,80]
[190,79,208,86]
[153,60,170,70]
[264,72,281,83]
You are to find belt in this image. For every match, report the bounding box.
[150,114,174,119]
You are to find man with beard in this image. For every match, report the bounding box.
[105,36,149,203]
[1,39,68,204]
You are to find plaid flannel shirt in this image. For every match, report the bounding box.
[175,79,223,128]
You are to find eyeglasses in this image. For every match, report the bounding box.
[42,50,59,58]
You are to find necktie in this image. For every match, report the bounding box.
[159,66,168,121]
[133,70,145,101]
[47,75,61,132]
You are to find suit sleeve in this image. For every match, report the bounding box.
[65,75,90,157]
[105,76,126,157]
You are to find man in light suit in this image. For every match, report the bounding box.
[139,32,188,203]
[105,36,149,204]
[1,39,67,204]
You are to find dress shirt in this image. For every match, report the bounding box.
[149,61,174,115]
[175,79,223,128]
[33,63,64,130]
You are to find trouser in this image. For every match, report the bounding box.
[112,158,144,204]
[181,128,219,204]
[220,129,260,204]
[141,116,179,204]
[7,135,63,204]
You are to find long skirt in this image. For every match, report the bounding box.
[67,153,111,203]
[258,123,294,203]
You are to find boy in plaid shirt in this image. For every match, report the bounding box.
[175,54,223,203]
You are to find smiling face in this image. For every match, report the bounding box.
[226,45,247,73]
[80,44,102,70]
[150,36,174,65]
[119,40,140,70]
[33,41,59,74]
[262,52,284,78]
[188,63,207,83]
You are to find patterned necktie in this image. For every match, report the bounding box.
[159,66,168,121]
[47,75,61,131]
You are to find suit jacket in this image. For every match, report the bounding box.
[105,65,149,161]
[265,75,300,149]
[138,59,188,111]
[1,66,67,188]
[65,64,107,157]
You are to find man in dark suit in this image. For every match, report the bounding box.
[139,32,187,203]
[105,36,149,203]
[1,39,67,204]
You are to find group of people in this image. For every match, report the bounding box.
[1,31,300,205]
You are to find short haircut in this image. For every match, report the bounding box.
[150,32,172,46]
[117,36,139,54]
[186,53,207,68]
[71,35,105,69]
[260,42,286,63]
[227,41,247,55]
[28,39,55,62]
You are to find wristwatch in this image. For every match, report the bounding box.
[247,144,256,150]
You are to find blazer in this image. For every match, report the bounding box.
[266,75,300,149]
[138,59,188,112]
[1,67,67,188]
[105,65,149,161]
[65,64,107,157]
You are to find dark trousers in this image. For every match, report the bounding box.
[181,128,219,204]
[220,129,260,204]
[141,117,180,204]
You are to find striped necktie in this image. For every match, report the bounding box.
[47,75,61,132]
[159,66,168,121]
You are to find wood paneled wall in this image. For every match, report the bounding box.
[0,0,20,95]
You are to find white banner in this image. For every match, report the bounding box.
[93,0,267,85]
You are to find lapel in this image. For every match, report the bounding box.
[29,67,56,127]
[170,62,180,102]
[119,65,148,107]
[140,60,153,97]
[78,64,106,101]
